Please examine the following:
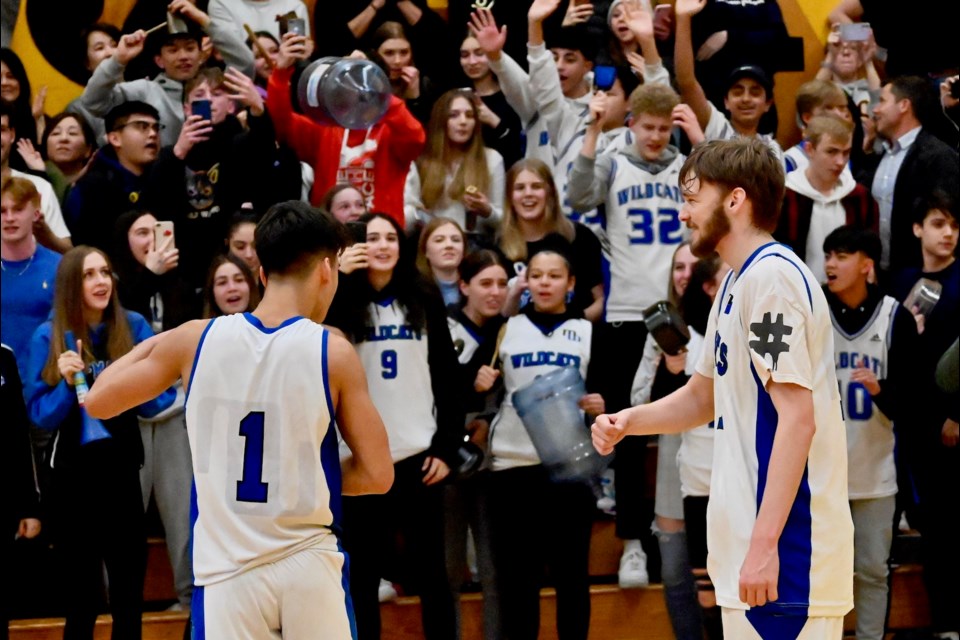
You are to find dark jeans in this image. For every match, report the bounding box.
[484,466,594,640]
[342,452,455,640]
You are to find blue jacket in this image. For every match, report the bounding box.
[25,311,174,469]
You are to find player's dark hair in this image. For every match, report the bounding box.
[912,189,956,226]
[679,137,785,234]
[104,101,161,133]
[227,209,259,242]
[459,249,508,284]
[255,200,348,277]
[822,225,882,266]
[528,234,576,276]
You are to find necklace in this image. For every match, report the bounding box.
[0,252,35,276]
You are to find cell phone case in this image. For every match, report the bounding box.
[643,300,691,356]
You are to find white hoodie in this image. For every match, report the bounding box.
[785,168,858,284]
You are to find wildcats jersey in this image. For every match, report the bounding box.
[355,299,437,463]
[695,242,853,617]
[490,314,592,471]
[185,314,341,586]
[832,295,898,499]
[602,152,687,322]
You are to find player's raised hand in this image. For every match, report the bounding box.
[223,67,264,116]
[674,0,707,18]
[276,32,309,69]
[591,412,626,455]
[469,9,507,60]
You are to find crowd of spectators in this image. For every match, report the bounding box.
[1,0,957,639]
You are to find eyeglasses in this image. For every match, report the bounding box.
[115,120,163,134]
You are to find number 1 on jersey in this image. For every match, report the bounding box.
[237,411,269,503]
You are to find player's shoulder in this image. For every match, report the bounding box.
[738,243,819,307]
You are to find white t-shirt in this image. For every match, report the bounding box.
[704,103,784,166]
[696,241,853,617]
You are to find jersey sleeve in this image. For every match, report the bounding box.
[741,264,813,390]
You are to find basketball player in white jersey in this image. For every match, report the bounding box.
[592,138,854,639]
[822,225,919,640]
[85,201,394,639]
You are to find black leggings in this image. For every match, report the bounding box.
[53,441,146,640]
[484,466,595,640]
[341,452,455,640]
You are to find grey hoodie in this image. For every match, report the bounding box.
[79,19,255,148]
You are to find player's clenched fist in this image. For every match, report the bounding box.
[591,413,625,455]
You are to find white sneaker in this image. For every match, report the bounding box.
[618,547,649,589]
[378,578,398,602]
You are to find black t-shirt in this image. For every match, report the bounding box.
[510,222,603,318]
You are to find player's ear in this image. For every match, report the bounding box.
[912,222,923,239]
[727,187,746,212]
[258,266,267,288]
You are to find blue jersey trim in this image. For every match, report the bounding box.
[319,331,343,528]
[184,319,216,405]
[750,362,813,617]
[745,609,807,639]
[339,540,359,639]
[600,254,612,321]
[375,296,396,308]
[189,479,202,639]
[738,241,779,275]
[242,312,304,333]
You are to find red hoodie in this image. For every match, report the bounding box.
[266,65,425,225]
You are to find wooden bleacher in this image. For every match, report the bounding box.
[8,520,931,640]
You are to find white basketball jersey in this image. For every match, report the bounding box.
[355,299,437,462]
[704,103,784,164]
[601,152,687,322]
[695,242,853,617]
[677,329,715,498]
[831,295,898,499]
[490,314,592,471]
[185,314,341,587]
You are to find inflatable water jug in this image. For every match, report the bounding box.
[512,367,608,482]
[297,57,392,130]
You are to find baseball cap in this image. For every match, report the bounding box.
[727,64,773,96]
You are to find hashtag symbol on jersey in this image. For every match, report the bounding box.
[749,312,793,370]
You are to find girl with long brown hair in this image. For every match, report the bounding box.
[499,159,604,320]
[404,88,504,234]
[24,245,174,639]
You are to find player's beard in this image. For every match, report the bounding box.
[690,202,730,258]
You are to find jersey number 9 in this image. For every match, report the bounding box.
[382,349,398,379]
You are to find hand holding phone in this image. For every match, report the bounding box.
[154,221,176,251]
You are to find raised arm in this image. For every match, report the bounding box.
[85,320,208,419]
[168,0,255,77]
[567,92,617,211]
[673,0,712,131]
[328,334,394,495]
[79,30,148,116]
[470,10,539,127]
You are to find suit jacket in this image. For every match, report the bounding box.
[867,129,960,274]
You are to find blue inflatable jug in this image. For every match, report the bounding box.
[512,367,608,482]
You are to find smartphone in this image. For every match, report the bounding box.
[191,99,212,121]
[281,17,306,37]
[594,64,616,92]
[346,221,368,245]
[154,221,175,249]
[839,22,871,42]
